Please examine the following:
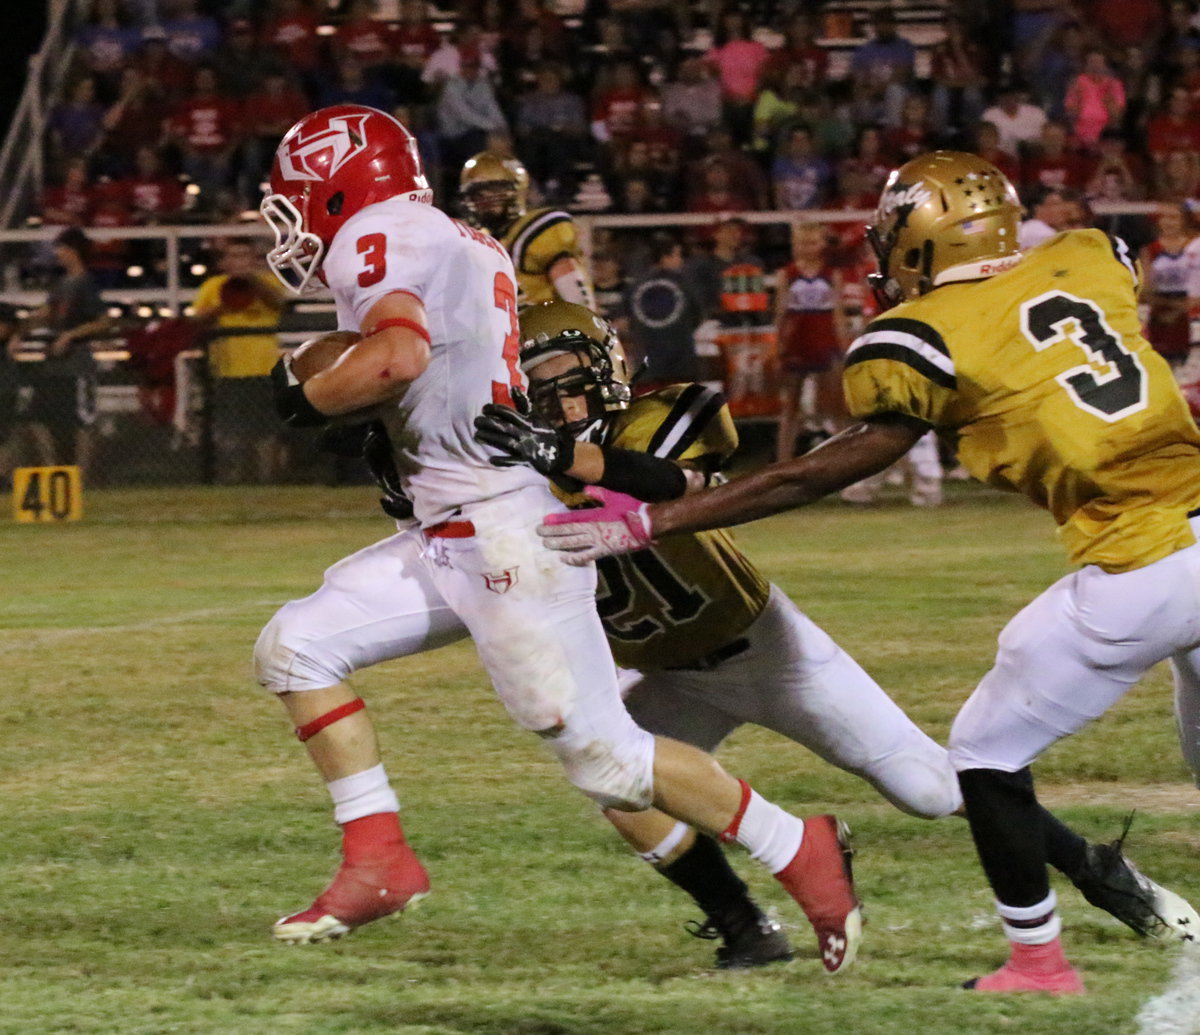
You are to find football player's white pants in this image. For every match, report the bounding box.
[254,484,655,811]
[948,523,1200,780]
[618,587,963,819]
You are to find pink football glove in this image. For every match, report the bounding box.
[538,486,655,564]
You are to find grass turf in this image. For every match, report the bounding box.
[0,483,1195,1034]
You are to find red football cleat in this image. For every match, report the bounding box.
[964,938,1085,995]
[273,839,430,945]
[773,814,863,973]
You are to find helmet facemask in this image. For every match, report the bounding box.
[462,180,522,235]
[261,192,326,294]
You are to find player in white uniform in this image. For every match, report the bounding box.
[254,104,863,973]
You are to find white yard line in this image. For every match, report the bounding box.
[0,602,282,648]
[1136,943,1200,1035]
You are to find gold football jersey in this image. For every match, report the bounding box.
[500,207,591,306]
[563,384,771,670]
[844,229,1200,572]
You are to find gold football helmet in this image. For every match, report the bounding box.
[518,300,631,432]
[459,151,530,235]
[866,150,1023,307]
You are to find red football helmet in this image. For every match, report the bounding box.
[260,104,433,293]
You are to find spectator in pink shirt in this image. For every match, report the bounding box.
[704,7,770,144]
[1064,48,1126,149]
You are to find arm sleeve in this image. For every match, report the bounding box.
[595,447,688,501]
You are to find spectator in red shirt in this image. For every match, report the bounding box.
[237,71,310,210]
[687,125,770,210]
[1147,85,1200,161]
[686,156,760,216]
[87,180,133,288]
[929,15,988,140]
[1082,128,1147,198]
[166,65,242,213]
[837,123,892,198]
[883,93,937,163]
[704,7,770,145]
[262,0,322,80]
[95,66,171,177]
[591,59,653,145]
[1088,0,1164,49]
[334,0,392,75]
[766,12,829,88]
[1021,119,1089,193]
[392,0,440,63]
[39,157,94,229]
[121,145,185,225]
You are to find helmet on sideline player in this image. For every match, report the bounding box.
[261,104,433,294]
[866,150,1023,308]
[459,151,530,236]
[518,299,631,434]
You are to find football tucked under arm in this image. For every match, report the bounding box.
[271,331,364,427]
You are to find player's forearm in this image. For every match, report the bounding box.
[567,441,689,502]
[305,331,428,414]
[649,420,921,535]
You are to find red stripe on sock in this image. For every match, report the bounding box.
[295,697,366,742]
[718,779,753,844]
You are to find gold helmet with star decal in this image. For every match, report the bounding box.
[866,150,1023,307]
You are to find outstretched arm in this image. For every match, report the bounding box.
[538,417,924,562]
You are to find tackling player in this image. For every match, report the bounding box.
[476,298,1200,974]
[459,151,596,309]
[253,104,862,973]
[537,151,1200,994]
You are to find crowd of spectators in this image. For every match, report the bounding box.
[19,0,1200,295]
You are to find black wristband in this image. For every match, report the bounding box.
[596,447,688,502]
[276,382,329,427]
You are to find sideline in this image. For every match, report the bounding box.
[1136,943,1200,1035]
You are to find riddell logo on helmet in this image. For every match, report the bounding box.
[278,113,371,182]
[978,257,1021,275]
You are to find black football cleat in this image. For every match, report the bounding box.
[687,900,795,970]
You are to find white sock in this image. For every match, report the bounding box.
[327,763,400,825]
[998,890,1061,945]
[638,821,690,865]
[729,789,804,874]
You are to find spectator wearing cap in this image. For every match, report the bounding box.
[11,228,112,481]
[981,79,1048,158]
[160,0,222,63]
[134,23,194,101]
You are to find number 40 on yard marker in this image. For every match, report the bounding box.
[12,466,83,523]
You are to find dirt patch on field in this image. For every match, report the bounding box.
[1042,781,1199,812]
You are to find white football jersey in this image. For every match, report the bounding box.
[323,196,543,525]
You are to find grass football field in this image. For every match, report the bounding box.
[0,483,1196,1035]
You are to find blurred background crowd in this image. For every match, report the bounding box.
[7,0,1200,489]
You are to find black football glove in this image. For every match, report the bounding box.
[270,355,329,427]
[474,397,576,476]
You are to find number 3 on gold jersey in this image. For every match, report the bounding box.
[1020,290,1148,422]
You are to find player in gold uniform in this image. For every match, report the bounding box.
[459,152,595,309]
[477,298,1194,976]
[537,153,1200,993]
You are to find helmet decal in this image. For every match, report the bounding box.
[878,181,932,219]
[278,112,371,182]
